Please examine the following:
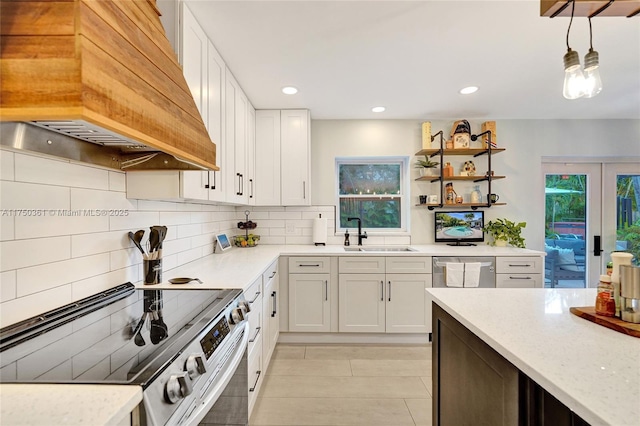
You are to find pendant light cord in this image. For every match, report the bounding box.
[588,17,594,49]
[566,0,576,50]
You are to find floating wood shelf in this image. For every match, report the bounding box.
[416,148,505,157]
[415,175,505,182]
[541,0,640,18]
[416,203,506,209]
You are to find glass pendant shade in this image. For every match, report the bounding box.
[563,49,585,100]
[583,49,603,98]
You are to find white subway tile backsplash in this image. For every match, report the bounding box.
[75,356,110,381]
[285,236,313,245]
[190,211,211,224]
[109,211,159,231]
[71,265,138,301]
[0,180,70,209]
[0,363,17,381]
[177,247,202,265]
[38,360,72,381]
[17,253,110,297]
[110,248,139,271]
[191,233,215,249]
[70,188,137,211]
[201,222,220,234]
[162,254,178,272]
[71,231,130,257]
[269,211,302,220]
[158,211,192,226]
[109,171,126,192]
[259,236,286,245]
[0,285,72,328]
[0,149,15,181]
[1,216,14,241]
[177,202,203,212]
[384,236,412,245]
[1,236,70,271]
[240,210,269,220]
[137,200,178,212]
[177,223,201,239]
[15,214,109,239]
[1,270,16,301]
[162,238,191,257]
[15,153,109,190]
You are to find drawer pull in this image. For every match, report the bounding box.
[509,276,532,280]
[249,370,262,392]
[380,281,384,301]
[388,281,391,302]
[324,281,328,301]
[248,291,261,304]
[269,271,277,279]
[508,264,532,267]
[249,326,261,343]
[272,291,277,317]
[299,264,320,267]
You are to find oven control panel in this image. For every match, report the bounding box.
[199,318,230,359]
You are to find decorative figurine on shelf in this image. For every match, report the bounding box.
[443,162,454,177]
[462,160,476,176]
[450,119,471,149]
[445,183,457,204]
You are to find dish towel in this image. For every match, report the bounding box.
[445,263,464,287]
[464,262,482,287]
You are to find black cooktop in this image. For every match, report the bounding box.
[0,284,240,386]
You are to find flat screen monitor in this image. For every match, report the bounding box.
[434,211,484,246]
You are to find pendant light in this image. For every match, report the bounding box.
[562,0,586,99]
[583,17,603,98]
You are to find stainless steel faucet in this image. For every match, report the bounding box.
[347,217,367,246]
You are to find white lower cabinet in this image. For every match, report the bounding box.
[247,332,263,416]
[496,256,543,288]
[338,257,432,333]
[289,273,331,332]
[262,260,279,370]
[246,276,263,416]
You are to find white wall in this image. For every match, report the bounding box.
[310,119,640,248]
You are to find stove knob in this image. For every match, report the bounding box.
[165,372,193,404]
[185,354,207,379]
[229,308,244,325]
[239,300,251,314]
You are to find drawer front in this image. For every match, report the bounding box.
[263,260,278,282]
[386,257,432,274]
[496,274,541,288]
[245,276,262,307]
[248,335,263,416]
[289,256,331,273]
[247,297,263,356]
[339,256,385,274]
[496,257,543,274]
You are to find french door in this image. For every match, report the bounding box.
[543,163,601,288]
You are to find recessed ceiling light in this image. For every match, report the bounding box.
[282,86,298,95]
[460,86,479,95]
[372,106,386,113]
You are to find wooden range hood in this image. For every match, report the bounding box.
[541,0,640,17]
[0,0,218,171]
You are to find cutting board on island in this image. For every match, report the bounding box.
[570,306,640,338]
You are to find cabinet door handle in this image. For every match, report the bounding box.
[204,171,210,189]
[303,181,306,199]
[247,291,261,304]
[249,370,261,392]
[380,280,384,301]
[388,281,391,302]
[250,179,254,198]
[508,264,531,267]
[240,174,244,196]
[324,281,328,301]
[249,326,261,343]
[236,173,242,195]
[271,291,277,317]
[299,264,320,267]
[211,171,216,190]
[268,271,277,279]
[509,276,532,280]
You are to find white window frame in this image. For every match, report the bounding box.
[335,156,410,235]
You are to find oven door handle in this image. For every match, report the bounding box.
[185,321,249,425]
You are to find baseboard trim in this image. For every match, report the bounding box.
[277,332,431,345]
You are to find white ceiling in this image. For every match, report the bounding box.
[185,1,640,120]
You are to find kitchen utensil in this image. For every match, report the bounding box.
[128,231,146,257]
[132,312,147,346]
[149,227,160,254]
[168,277,203,284]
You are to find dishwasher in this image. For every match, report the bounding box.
[433,256,496,288]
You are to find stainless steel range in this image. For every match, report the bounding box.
[0,283,250,425]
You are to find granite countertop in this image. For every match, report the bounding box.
[0,384,141,426]
[427,288,640,426]
[138,244,544,290]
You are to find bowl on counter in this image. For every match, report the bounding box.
[234,234,260,247]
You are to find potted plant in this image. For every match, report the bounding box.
[415,155,440,177]
[483,218,526,248]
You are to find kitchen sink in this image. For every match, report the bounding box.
[343,246,417,252]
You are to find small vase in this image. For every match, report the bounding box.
[494,239,508,247]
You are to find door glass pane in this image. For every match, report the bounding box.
[544,174,586,288]
[616,174,640,266]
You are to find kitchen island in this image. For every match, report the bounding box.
[428,288,640,426]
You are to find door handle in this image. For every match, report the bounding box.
[250,179,254,198]
[204,171,210,189]
[594,235,603,256]
[380,280,384,301]
[211,171,216,190]
[272,291,277,317]
[388,281,391,302]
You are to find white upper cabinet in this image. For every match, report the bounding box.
[247,103,256,205]
[225,69,248,204]
[255,110,281,205]
[280,110,311,206]
[204,39,227,202]
[254,109,310,206]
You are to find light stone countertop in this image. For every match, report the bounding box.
[427,288,640,426]
[138,244,544,291]
[0,384,142,426]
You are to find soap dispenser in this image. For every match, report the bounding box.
[344,229,350,246]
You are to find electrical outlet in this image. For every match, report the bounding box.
[285,223,295,234]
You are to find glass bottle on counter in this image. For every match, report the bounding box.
[595,274,615,317]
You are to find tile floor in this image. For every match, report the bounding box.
[250,344,433,426]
